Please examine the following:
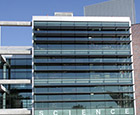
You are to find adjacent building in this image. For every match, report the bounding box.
[0,46,32,115]
[84,0,136,24]
[132,23,140,115]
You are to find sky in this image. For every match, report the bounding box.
[0,0,139,46]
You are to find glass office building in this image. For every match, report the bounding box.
[33,16,135,115]
[6,56,32,108]
[0,47,32,114]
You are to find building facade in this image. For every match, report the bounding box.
[0,0,138,114]
[84,0,136,24]
[132,23,140,115]
[32,16,135,115]
[0,16,136,115]
[0,47,32,115]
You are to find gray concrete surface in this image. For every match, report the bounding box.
[0,109,31,115]
[0,79,31,84]
[0,21,31,26]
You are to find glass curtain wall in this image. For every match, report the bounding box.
[33,21,134,115]
[6,58,32,109]
[0,57,32,109]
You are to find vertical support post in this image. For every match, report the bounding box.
[2,93,6,109]
[3,63,6,109]
[3,63,6,79]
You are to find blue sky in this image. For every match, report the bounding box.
[0,0,139,46]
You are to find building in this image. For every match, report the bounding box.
[84,0,136,24]
[32,16,134,115]
[0,15,135,115]
[132,23,140,115]
[0,46,32,115]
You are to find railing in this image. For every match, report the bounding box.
[34,50,131,56]
[34,78,132,85]
[34,58,131,63]
[34,37,130,41]
[34,30,130,35]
